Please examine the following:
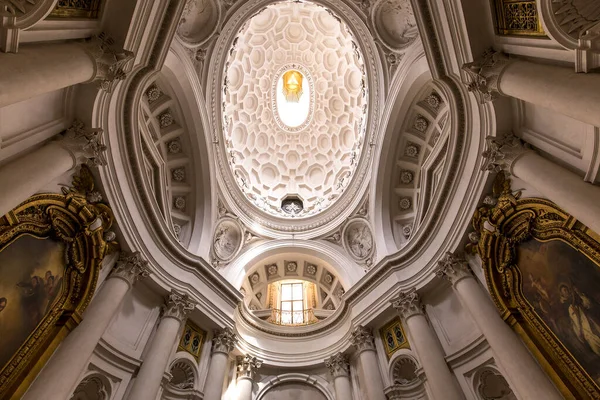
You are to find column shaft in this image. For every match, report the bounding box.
[0,142,74,216]
[500,61,600,128]
[356,350,386,400]
[236,377,253,400]
[128,317,182,400]
[333,375,353,400]
[0,43,95,107]
[512,151,600,235]
[204,352,229,400]
[403,314,464,400]
[22,277,130,399]
[455,277,562,400]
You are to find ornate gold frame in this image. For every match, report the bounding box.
[471,173,600,399]
[0,166,115,399]
[492,0,545,36]
[380,317,410,358]
[48,0,102,19]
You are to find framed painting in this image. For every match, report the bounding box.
[0,166,115,399]
[472,173,600,399]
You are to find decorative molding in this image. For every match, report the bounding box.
[391,288,423,321]
[109,251,150,287]
[435,252,473,287]
[350,325,376,353]
[211,328,237,355]
[461,49,510,104]
[80,33,134,93]
[237,355,262,380]
[324,352,350,378]
[162,291,196,322]
[481,133,533,174]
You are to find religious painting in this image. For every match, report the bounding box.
[0,235,67,369]
[518,239,600,385]
[473,173,600,399]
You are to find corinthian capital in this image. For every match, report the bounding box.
[161,291,196,322]
[324,352,350,378]
[237,355,262,380]
[212,328,237,355]
[80,33,134,93]
[481,133,532,174]
[435,252,473,286]
[391,288,423,321]
[350,325,375,353]
[462,49,510,103]
[109,251,150,286]
[57,119,107,167]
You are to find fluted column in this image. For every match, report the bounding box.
[481,133,600,234]
[128,292,196,400]
[203,328,237,400]
[391,290,464,400]
[236,355,262,400]
[436,253,562,400]
[23,252,149,400]
[325,353,352,400]
[0,33,133,107]
[0,120,107,217]
[462,49,600,127]
[350,326,386,400]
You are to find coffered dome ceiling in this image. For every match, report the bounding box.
[222,1,368,219]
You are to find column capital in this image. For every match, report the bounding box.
[57,119,107,167]
[236,355,262,381]
[481,133,533,174]
[324,352,350,378]
[212,327,237,355]
[462,48,510,104]
[350,325,376,353]
[436,252,473,286]
[161,291,196,322]
[109,251,150,287]
[391,288,424,321]
[80,33,134,93]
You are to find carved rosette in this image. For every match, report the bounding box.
[481,133,532,174]
[109,251,150,286]
[161,291,196,322]
[212,328,237,355]
[57,119,108,167]
[80,33,134,93]
[435,252,473,286]
[350,325,376,353]
[391,288,423,321]
[236,355,262,381]
[324,352,350,378]
[461,49,510,104]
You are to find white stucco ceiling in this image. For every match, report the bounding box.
[222,1,368,218]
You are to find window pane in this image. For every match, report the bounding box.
[293,311,303,324]
[281,311,292,325]
[292,283,303,300]
[281,284,292,301]
[281,301,292,311]
[293,300,303,311]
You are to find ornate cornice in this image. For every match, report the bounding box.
[324,352,350,378]
[237,355,262,381]
[57,119,107,167]
[161,291,196,322]
[435,252,473,287]
[481,133,533,174]
[391,288,423,321]
[461,49,510,104]
[109,251,150,287]
[212,327,237,355]
[80,33,134,93]
[350,325,376,353]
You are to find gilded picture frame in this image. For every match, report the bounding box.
[471,173,600,399]
[0,166,115,399]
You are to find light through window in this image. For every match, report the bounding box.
[276,70,310,128]
[280,281,304,324]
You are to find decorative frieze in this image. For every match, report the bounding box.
[461,49,510,104]
[324,352,350,378]
[237,355,262,380]
[109,251,150,286]
[391,288,423,321]
[350,325,376,352]
[212,328,237,355]
[436,252,473,286]
[162,291,196,322]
